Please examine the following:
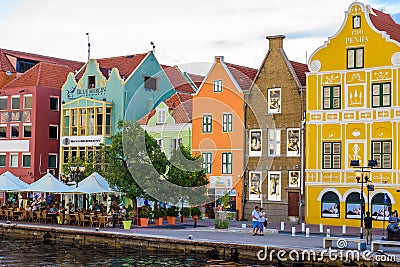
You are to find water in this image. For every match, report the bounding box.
[0,235,242,266]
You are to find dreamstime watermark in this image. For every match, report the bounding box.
[257,241,396,263]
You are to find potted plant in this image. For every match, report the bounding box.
[166,206,179,225]
[153,206,166,226]
[121,211,133,230]
[139,205,152,227]
[190,206,201,220]
[180,207,190,222]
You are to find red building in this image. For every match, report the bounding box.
[0,49,83,183]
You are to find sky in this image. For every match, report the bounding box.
[1,0,399,74]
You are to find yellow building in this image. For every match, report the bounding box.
[306,2,400,228]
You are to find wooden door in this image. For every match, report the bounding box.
[288,192,300,216]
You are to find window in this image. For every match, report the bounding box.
[157,109,166,124]
[24,95,32,109]
[0,125,6,138]
[0,97,7,110]
[372,83,391,108]
[48,154,57,168]
[202,115,212,133]
[49,125,58,139]
[321,192,340,218]
[345,192,363,219]
[323,142,341,169]
[10,154,18,168]
[371,193,391,221]
[222,113,232,132]
[353,15,361,28]
[0,154,5,167]
[88,75,95,88]
[268,129,281,156]
[347,47,364,69]
[155,138,163,150]
[213,80,222,92]
[323,86,341,109]
[372,141,391,169]
[222,152,232,174]
[11,96,20,110]
[202,152,212,174]
[23,125,31,138]
[170,138,182,152]
[22,154,31,168]
[50,97,59,111]
[144,76,158,91]
[11,125,19,138]
[16,59,37,73]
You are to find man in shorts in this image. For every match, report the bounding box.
[252,206,260,236]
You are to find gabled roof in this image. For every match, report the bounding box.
[75,53,148,80]
[2,62,74,89]
[289,60,308,87]
[161,65,197,94]
[369,7,400,42]
[138,93,192,125]
[0,48,83,73]
[225,62,258,91]
[185,72,204,88]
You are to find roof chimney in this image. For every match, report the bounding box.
[266,35,286,50]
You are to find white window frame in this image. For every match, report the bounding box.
[222,152,232,174]
[23,124,32,138]
[0,96,8,110]
[10,153,18,168]
[24,94,33,109]
[0,153,6,167]
[10,124,19,139]
[22,153,31,168]
[11,95,20,110]
[155,138,163,150]
[49,96,59,111]
[0,124,6,139]
[49,124,58,140]
[213,80,222,92]
[202,115,212,133]
[202,152,212,174]
[222,113,233,132]
[157,108,167,124]
[268,129,281,157]
[48,153,58,168]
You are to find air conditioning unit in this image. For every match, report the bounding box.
[47,169,56,175]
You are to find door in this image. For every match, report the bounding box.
[288,192,300,216]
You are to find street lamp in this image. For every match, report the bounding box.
[70,166,86,188]
[350,159,377,239]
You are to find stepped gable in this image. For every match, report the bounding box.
[369,7,400,42]
[0,48,83,73]
[2,62,73,89]
[289,60,308,87]
[75,53,148,80]
[225,62,258,91]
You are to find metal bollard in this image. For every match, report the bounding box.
[281,221,285,231]
[326,229,331,237]
[319,223,323,233]
[342,225,346,235]
[306,228,310,238]
[301,223,305,232]
[292,227,296,236]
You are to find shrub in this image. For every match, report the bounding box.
[181,207,190,217]
[139,205,152,218]
[190,206,201,217]
[166,206,179,217]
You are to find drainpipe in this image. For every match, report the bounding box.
[241,102,248,221]
[299,86,306,224]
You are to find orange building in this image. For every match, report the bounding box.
[192,56,257,219]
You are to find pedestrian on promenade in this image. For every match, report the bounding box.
[364,211,373,245]
[252,206,260,236]
[259,208,266,236]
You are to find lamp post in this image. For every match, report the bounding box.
[350,159,376,239]
[70,166,85,188]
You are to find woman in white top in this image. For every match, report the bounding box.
[258,208,266,236]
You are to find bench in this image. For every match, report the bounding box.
[323,237,366,250]
[371,240,400,252]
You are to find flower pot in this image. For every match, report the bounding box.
[167,216,176,225]
[182,216,187,222]
[140,218,149,227]
[123,220,132,230]
[155,217,163,226]
[192,215,198,220]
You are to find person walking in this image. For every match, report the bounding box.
[252,206,260,236]
[364,211,373,245]
[259,207,266,236]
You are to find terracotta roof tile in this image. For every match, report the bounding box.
[161,65,197,94]
[2,62,73,89]
[225,62,258,91]
[0,48,83,73]
[186,73,204,88]
[289,60,308,87]
[369,7,400,42]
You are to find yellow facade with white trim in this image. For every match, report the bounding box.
[306,2,400,227]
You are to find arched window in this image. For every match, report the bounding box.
[346,192,363,219]
[371,193,391,221]
[321,192,340,218]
